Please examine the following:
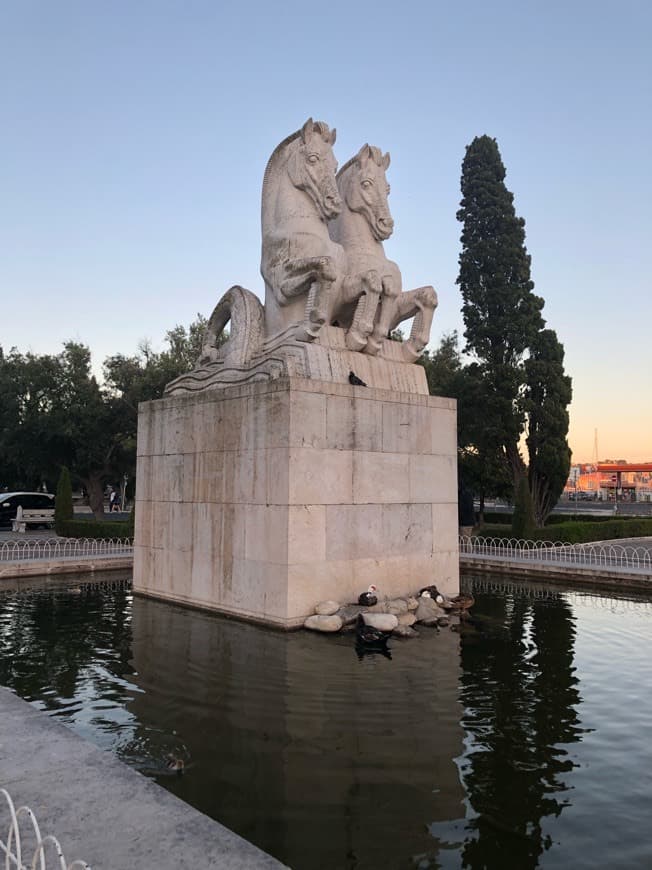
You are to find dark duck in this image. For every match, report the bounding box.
[445,593,475,610]
[355,614,390,644]
[358,584,378,606]
[166,757,185,775]
[418,585,445,604]
[443,593,475,619]
[355,615,392,660]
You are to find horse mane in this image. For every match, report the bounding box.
[262,121,334,201]
[337,145,385,182]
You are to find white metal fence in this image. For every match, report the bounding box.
[1,787,90,869]
[459,535,652,573]
[0,538,133,563]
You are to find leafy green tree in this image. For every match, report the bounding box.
[421,332,511,521]
[0,316,210,518]
[54,466,74,533]
[103,314,211,413]
[420,332,462,396]
[457,136,572,525]
[56,342,134,516]
[0,346,76,490]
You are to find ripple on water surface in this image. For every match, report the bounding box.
[1,573,652,869]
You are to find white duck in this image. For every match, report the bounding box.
[358,584,378,606]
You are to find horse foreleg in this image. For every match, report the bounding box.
[399,286,438,362]
[297,278,332,341]
[370,274,400,351]
[345,270,382,352]
[294,257,339,341]
[279,256,337,301]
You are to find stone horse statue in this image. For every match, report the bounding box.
[261,118,388,350]
[330,144,438,362]
[260,118,345,342]
[169,121,438,393]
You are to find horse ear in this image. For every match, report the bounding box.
[330,127,337,145]
[383,151,391,170]
[356,143,371,165]
[301,118,314,143]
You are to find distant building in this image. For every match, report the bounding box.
[564,461,652,502]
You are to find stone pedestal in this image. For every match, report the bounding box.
[133,377,459,628]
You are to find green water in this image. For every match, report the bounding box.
[1,572,651,869]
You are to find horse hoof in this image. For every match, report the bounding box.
[296,322,323,342]
[401,340,422,363]
[364,337,382,356]
[345,330,367,352]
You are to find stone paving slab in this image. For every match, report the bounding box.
[0,687,287,869]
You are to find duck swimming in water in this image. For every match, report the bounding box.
[355,614,389,644]
[354,615,392,660]
[358,584,378,607]
[418,585,445,604]
[166,757,185,774]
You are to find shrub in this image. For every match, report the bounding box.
[56,518,132,540]
[127,504,135,537]
[54,466,74,534]
[476,518,652,544]
[482,511,627,526]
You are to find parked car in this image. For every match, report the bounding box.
[0,492,55,528]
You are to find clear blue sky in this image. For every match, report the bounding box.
[1,1,650,460]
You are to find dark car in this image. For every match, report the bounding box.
[0,492,55,528]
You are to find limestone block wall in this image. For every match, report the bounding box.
[134,378,459,628]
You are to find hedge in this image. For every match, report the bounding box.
[56,518,132,540]
[481,511,615,525]
[476,518,652,544]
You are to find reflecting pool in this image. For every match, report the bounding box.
[1,572,651,869]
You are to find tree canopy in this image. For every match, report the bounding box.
[0,315,209,516]
[420,332,512,517]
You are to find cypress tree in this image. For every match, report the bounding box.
[457,136,572,525]
[512,475,536,539]
[457,136,545,475]
[523,329,573,525]
[55,466,74,534]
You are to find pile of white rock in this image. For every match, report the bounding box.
[303,593,451,638]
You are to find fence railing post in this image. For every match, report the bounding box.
[458,534,647,575]
[1,787,91,869]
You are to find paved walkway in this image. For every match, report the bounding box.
[0,687,285,869]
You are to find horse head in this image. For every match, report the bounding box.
[286,118,341,222]
[337,144,394,241]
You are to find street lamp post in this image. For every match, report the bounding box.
[614,473,619,514]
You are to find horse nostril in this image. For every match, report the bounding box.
[379,218,394,228]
